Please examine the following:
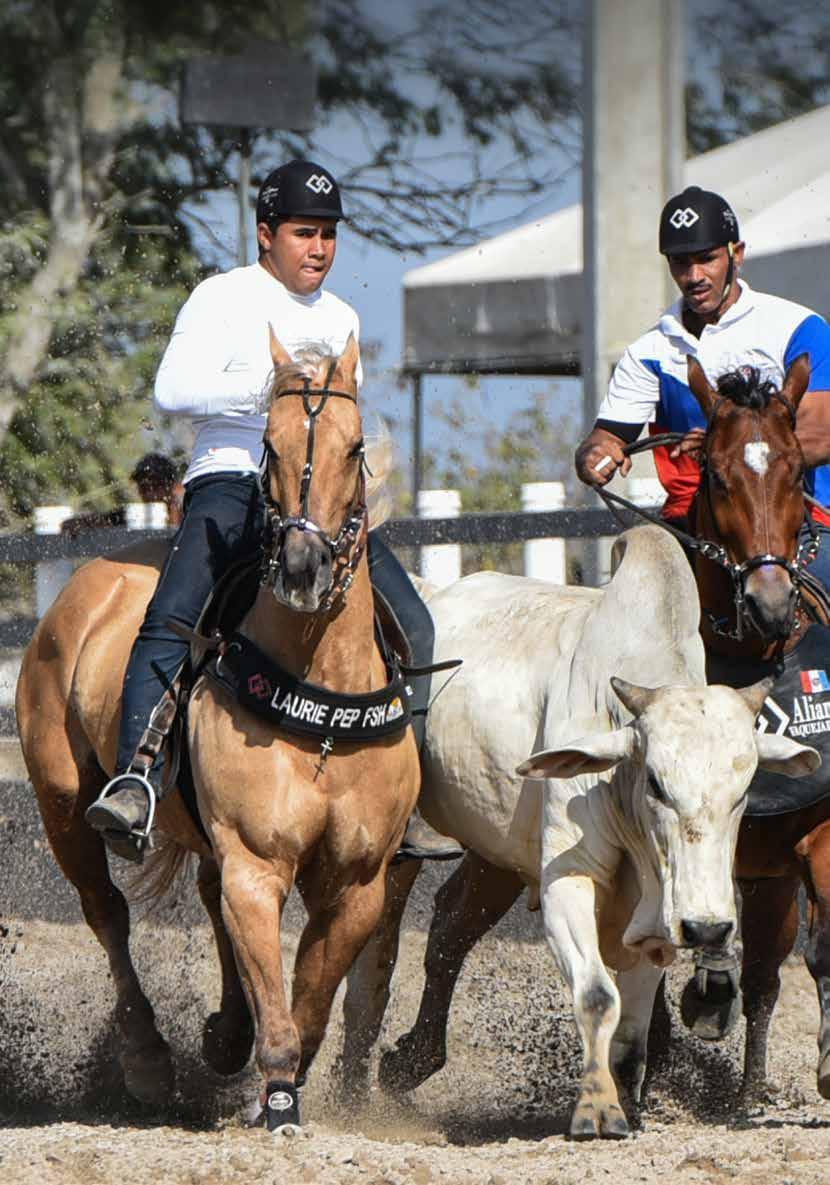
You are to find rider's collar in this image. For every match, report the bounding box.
[660,279,754,342]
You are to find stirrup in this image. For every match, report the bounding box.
[87,771,157,858]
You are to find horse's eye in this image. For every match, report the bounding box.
[647,771,665,803]
[348,438,365,460]
[709,468,727,491]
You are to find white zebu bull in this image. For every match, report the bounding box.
[342,526,818,1138]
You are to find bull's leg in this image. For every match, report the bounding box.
[217,851,300,1127]
[541,872,628,1139]
[339,857,422,1101]
[35,766,174,1104]
[738,873,800,1104]
[292,868,394,1092]
[378,852,523,1095]
[612,960,665,1110]
[197,853,254,1075]
[796,820,830,1099]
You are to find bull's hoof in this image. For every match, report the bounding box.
[817,1049,830,1100]
[570,1103,630,1140]
[680,973,742,1041]
[120,1038,175,1105]
[202,1009,254,1076]
[378,1033,445,1095]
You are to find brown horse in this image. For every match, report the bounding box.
[15,333,420,1126]
[340,353,830,1114]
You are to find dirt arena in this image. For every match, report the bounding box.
[1,782,829,1185]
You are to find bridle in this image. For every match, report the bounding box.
[259,362,368,612]
[598,394,827,643]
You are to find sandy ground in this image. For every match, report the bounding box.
[1,835,830,1185]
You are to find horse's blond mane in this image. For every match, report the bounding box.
[261,343,393,528]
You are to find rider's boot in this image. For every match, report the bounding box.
[85,771,157,864]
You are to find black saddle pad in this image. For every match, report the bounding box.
[707,624,830,817]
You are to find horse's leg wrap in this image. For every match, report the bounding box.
[680,946,743,1041]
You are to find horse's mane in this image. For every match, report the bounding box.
[262,343,393,528]
[715,367,778,411]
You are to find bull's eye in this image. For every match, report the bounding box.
[647,771,665,803]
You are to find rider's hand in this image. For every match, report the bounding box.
[669,428,706,461]
[575,430,631,487]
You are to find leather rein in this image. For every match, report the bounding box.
[259,362,369,612]
[597,417,830,643]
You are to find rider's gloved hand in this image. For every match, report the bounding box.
[575,430,632,487]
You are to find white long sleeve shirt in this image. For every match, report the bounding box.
[154,262,361,484]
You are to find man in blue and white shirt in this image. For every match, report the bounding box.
[575,186,830,536]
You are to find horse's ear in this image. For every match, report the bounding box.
[335,332,360,390]
[686,356,718,418]
[781,352,811,411]
[268,323,292,368]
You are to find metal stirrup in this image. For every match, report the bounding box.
[93,771,157,846]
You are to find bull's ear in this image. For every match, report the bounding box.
[268,323,292,368]
[781,352,811,411]
[755,732,820,778]
[686,356,719,419]
[517,727,634,780]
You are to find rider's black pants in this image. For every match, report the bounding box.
[116,472,434,782]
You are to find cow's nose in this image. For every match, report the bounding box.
[681,919,733,949]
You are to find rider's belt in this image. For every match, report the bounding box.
[205,632,413,741]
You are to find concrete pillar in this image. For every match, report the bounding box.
[34,505,75,617]
[522,481,566,583]
[126,501,168,529]
[581,0,684,583]
[417,488,461,588]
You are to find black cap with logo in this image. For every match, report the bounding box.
[256,160,344,226]
[658,186,740,255]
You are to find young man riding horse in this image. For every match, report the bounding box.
[85,158,461,865]
[575,185,830,574]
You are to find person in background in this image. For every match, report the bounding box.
[61,452,184,538]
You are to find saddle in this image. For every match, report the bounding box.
[707,623,830,816]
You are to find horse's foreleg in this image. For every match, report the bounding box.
[35,768,174,1104]
[339,857,421,1101]
[738,873,800,1104]
[197,853,254,1075]
[542,873,628,1140]
[292,867,392,1088]
[378,851,522,1095]
[796,820,830,1099]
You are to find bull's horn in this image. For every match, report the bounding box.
[737,676,775,718]
[610,676,658,717]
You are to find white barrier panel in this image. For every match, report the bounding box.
[417,489,461,588]
[34,505,75,618]
[627,477,664,508]
[125,501,168,530]
[522,481,566,583]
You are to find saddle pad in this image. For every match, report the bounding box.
[707,624,830,816]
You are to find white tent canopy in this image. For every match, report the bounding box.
[403,105,830,375]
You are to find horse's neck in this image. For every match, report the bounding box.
[240,559,378,694]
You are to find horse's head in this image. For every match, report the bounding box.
[261,330,366,613]
[688,353,811,641]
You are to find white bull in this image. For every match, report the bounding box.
[342,526,818,1138]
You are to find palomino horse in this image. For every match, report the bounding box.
[340,356,830,1120]
[15,333,420,1126]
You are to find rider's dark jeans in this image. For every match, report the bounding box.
[800,522,830,594]
[116,474,435,782]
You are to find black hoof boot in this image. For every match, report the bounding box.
[260,1081,301,1132]
[680,949,742,1041]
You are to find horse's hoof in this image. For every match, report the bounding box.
[202,1010,254,1076]
[120,1041,175,1105]
[680,974,742,1041]
[378,1035,444,1095]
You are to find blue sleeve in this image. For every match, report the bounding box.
[784,314,830,390]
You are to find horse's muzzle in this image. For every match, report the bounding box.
[744,566,797,639]
[274,527,333,612]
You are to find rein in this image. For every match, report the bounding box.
[597,429,828,642]
[259,362,368,612]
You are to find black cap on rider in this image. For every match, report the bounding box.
[255,160,344,227]
[658,186,740,255]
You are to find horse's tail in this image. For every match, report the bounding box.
[124,834,196,910]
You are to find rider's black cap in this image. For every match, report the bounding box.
[659,186,740,255]
[256,160,344,225]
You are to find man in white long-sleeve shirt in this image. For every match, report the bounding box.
[86,159,461,865]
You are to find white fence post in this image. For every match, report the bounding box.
[34,505,75,618]
[627,477,664,509]
[417,488,461,588]
[521,481,566,583]
[126,501,168,530]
